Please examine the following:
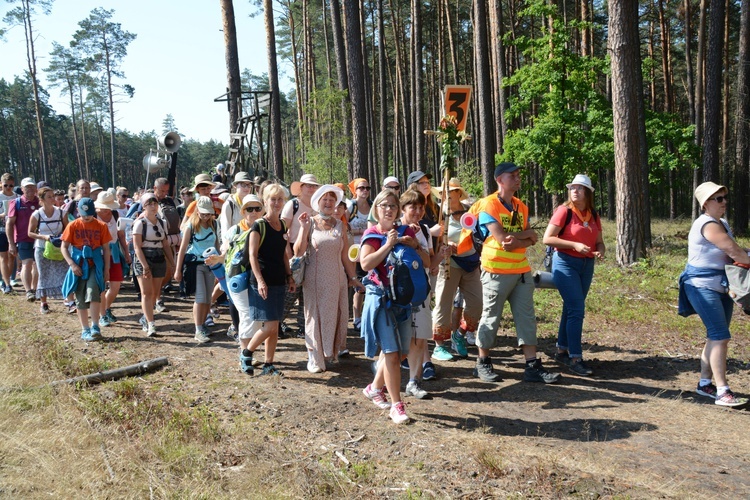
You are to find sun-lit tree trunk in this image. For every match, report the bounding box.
[343,0,368,179]
[221,0,241,135]
[474,0,496,193]
[720,0,731,187]
[411,0,424,171]
[329,0,351,175]
[489,0,507,148]
[609,0,648,265]
[264,0,284,180]
[733,0,749,234]
[321,0,332,82]
[693,0,708,217]
[703,0,725,183]
[377,0,388,178]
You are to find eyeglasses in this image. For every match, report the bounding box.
[237,182,253,189]
[199,212,213,218]
[378,203,398,211]
[118,193,128,198]
[385,185,400,190]
[357,186,371,191]
[709,195,729,203]
[244,206,262,213]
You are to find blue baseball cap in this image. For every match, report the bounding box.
[78,197,95,216]
[494,162,521,178]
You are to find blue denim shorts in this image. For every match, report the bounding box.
[17,241,34,261]
[683,283,733,341]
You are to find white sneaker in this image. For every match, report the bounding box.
[194,328,211,343]
[389,401,410,424]
[154,300,167,313]
[405,380,428,399]
[307,358,323,373]
[466,331,476,345]
[147,322,157,337]
[362,384,391,409]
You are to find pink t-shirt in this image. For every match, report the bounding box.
[550,205,601,258]
[361,225,416,286]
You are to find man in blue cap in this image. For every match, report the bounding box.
[473,162,561,384]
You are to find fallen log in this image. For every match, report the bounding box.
[51,357,169,387]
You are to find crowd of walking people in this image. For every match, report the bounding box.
[1,162,747,425]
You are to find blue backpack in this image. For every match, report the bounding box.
[362,225,431,309]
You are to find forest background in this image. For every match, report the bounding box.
[1,0,749,264]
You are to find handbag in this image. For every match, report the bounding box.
[43,239,64,261]
[289,225,313,286]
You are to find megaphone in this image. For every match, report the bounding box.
[460,211,477,231]
[348,244,360,262]
[533,270,557,289]
[143,151,171,174]
[158,132,181,153]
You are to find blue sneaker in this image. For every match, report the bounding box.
[422,362,436,381]
[90,324,102,340]
[451,331,469,358]
[99,315,111,327]
[81,328,95,342]
[400,358,410,370]
[106,308,118,323]
[431,344,454,361]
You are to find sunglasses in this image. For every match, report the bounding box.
[385,185,400,190]
[153,224,162,238]
[119,194,128,198]
[244,206,262,213]
[357,186,371,191]
[709,195,729,203]
[3,184,14,188]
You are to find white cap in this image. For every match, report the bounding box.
[382,176,400,188]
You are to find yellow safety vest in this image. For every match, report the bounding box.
[479,195,531,274]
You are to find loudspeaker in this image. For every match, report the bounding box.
[158,132,181,153]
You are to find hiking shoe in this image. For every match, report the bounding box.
[524,359,561,384]
[139,315,148,332]
[81,328,95,342]
[363,384,391,409]
[696,383,718,399]
[307,357,323,373]
[405,380,428,399]
[105,308,118,322]
[99,315,111,327]
[715,389,749,408]
[432,345,454,361]
[353,317,361,330]
[90,324,102,340]
[154,300,168,313]
[422,362,436,381]
[10,279,21,287]
[147,322,157,337]
[194,327,211,343]
[226,324,238,341]
[1,283,10,294]
[338,349,350,358]
[209,306,220,319]
[260,363,283,376]
[204,316,215,327]
[474,357,501,382]
[389,401,410,424]
[400,358,410,370]
[40,303,50,314]
[239,349,254,374]
[466,331,476,346]
[568,359,593,376]
[554,351,572,367]
[451,331,469,358]
[26,290,35,302]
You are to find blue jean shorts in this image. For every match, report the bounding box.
[17,241,34,261]
[683,283,733,341]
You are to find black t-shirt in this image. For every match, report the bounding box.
[248,218,288,286]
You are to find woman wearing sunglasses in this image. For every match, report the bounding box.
[132,193,172,337]
[346,178,372,329]
[174,196,219,343]
[678,182,750,408]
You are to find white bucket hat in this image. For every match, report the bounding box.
[310,184,344,212]
[566,174,594,192]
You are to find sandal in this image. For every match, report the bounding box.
[239,349,254,375]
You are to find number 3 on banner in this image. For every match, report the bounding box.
[444,85,472,132]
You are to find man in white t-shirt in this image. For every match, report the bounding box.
[0,173,20,293]
[280,173,320,335]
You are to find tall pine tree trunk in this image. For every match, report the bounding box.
[609,0,648,265]
[330,0,351,177]
[377,0,388,178]
[703,0,725,182]
[221,0,242,136]
[733,0,750,234]
[474,0,496,193]
[343,0,368,179]
[264,0,284,180]
[411,0,424,171]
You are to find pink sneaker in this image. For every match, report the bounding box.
[362,384,390,409]
[389,401,410,424]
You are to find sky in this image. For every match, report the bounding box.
[0,0,292,144]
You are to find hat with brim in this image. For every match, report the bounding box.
[210,183,229,195]
[695,181,726,209]
[196,196,214,214]
[89,182,103,194]
[232,171,253,186]
[94,191,119,210]
[190,173,216,192]
[290,173,321,196]
[437,178,469,201]
[310,184,344,212]
[566,174,595,192]
[241,194,264,214]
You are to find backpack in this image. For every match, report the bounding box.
[139,217,168,244]
[362,225,431,309]
[543,206,599,271]
[225,219,286,278]
[158,198,181,235]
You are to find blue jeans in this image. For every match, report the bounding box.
[552,252,595,358]
[683,283,733,341]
